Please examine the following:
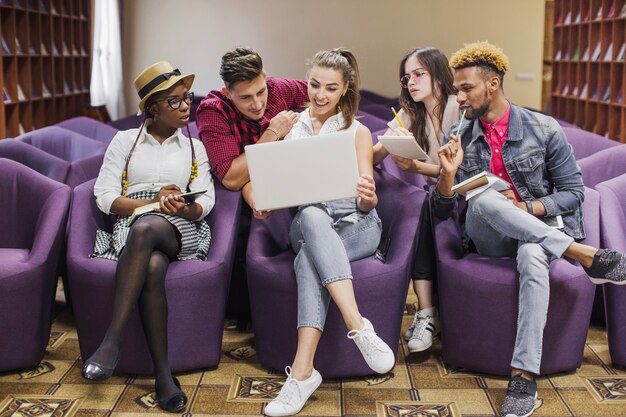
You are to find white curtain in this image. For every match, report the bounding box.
[90,0,125,119]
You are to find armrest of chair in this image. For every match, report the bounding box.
[67,153,105,188]
[67,179,106,260]
[247,209,293,259]
[203,181,242,261]
[432,211,464,261]
[29,184,71,266]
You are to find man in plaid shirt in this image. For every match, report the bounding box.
[195,47,308,326]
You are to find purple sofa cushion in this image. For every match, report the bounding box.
[562,126,620,160]
[57,116,119,145]
[0,139,70,183]
[18,126,106,162]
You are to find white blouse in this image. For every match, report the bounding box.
[94,126,215,220]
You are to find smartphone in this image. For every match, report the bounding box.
[543,214,564,230]
[178,190,207,204]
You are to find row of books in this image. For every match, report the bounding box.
[2,37,88,56]
[557,1,626,25]
[555,42,626,61]
[3,80,87,102]
[558,83,623,103]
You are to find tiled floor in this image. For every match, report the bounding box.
[1,289,625,417]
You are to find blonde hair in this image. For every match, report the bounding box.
[449,41,510,75]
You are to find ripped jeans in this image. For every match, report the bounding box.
[289,199,382,330]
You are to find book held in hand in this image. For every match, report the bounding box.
[451,171,511,200]
[377,135,428,161]
[128,190,207,225]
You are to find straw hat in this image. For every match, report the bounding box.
[134,61,195,111]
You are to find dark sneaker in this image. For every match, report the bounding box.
[584,249,626,285]
[500,375,538,417]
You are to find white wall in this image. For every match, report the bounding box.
[122,0,546,115]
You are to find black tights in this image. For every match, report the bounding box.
[88,215,181,399]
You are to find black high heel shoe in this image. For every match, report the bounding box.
[81,355,119,381]
[156,376,187,413]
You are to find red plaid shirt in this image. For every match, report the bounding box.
[480,103,521,200]
[196,77,308,182]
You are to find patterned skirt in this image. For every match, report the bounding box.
[91,190,211,261]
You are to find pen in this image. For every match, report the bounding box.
[455,109,466,137]
[391,107,405,129]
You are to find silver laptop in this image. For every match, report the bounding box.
[245,130,359,211]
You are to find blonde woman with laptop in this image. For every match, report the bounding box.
[263,48,394,417]
[373,47,460,355]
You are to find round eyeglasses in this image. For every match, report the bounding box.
[400,70,428,88]
[158,91,194,110]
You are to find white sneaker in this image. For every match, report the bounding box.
[347,317,395,374]
[404,311,419,340]
[407,310,440,353]
[264,366,322,417]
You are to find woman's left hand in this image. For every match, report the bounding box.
[391,155,418,172]
[357,174,376,205]
[157,193,188,217]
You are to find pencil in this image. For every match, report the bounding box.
[391,107,405,129]
[455,109,466,137]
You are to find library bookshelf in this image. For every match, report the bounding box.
[1,0,91,139]
[551,0,626,143]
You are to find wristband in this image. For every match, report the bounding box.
[266,127,281,138]
[525,200,534,215]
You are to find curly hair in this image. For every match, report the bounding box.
[449,41,509,83]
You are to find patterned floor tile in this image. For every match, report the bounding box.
[47,331,70,351]
[418,389,493,415]
[375,401,461,417]
[342,367,410,390]
[54,383,125,410]
[343,388,412,415]
[0,361,74,384]
[0,395,82,417]
[409,364,480,389]
[200,363,267,387]
[112,381,193,413]
[559,388,626,416]
[584,376,626,402]
[226,374,287,402]
[191,386,264,414]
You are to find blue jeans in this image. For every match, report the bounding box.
[289,200,382,331]
[465,188,574,375]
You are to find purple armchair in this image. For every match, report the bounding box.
[596,174,626,368]
[67,180,241,374]
[246,169,426,378]
[578,143,626,188]
[562,126,621,160]
[360,103,394,121]
[370,130,427,190]
[108,114,143,131]
[56,116,119,145]
[359,90,399,108]
[0,138,70,184]
[0,159,71,372]
[18,126,107,188]
[356,110,390,132]
[434,187,600,375]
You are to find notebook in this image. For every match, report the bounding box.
[377,135,429,161]
[245,130,359,211]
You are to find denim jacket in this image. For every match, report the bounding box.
[432,103,585,240]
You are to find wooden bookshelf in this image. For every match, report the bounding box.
[551,0,626,143]
[0,0,91,139]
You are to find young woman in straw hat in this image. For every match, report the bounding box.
[83,62,214,413]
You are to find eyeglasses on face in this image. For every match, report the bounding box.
[400,70,428,88]
[158,91,194,110]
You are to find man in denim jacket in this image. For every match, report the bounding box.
[432,42,626,417]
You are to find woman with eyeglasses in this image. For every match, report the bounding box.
[373,47,459,355]
[83,62,214,413]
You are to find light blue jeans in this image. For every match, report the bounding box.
[465,188,575,375]
[289,200,382,331]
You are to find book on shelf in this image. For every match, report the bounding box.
[64,81,71,94]
[31,85,39,98]
[50,2,58,15]
[582,46,590,60]
[596,5,603,19]
[16,84,27,101]
[591,86,599,100]
[617,90,623,104]
[607,0,616,18]
[575,11,581,23]
[572,86,578,96]
[19,123,25,135]
[72,45,79,56]
[39,0,46,12]
[128,190,208,225]
[564,50,570,60]
[556,12,564,25]
[62,42,69,56]
[564,11,572,24]
[51,42,59,56]
[80,46,87,56]
[3,88,11,103]
[555,49,562,60]
[40,42,48,56]
[42,82,51,98]
[602,85,611,102]
[451,171,511,200]
[562,84,570,96]
[621,2,626,17]
[73,81,80,93]
[28,41,36,54]
[591,43,602,61]
[584,6,591,21]
[618,43,626,61]
[2,35,11,54]
[604,43,613,61]
[14,38,23,55]
[580,83,588,99]
[573,47,579,60]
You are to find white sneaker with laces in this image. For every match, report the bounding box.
[347,317,395,374]
[264,366,322,417]
[404,311,419,340]
[407,310,440,353]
